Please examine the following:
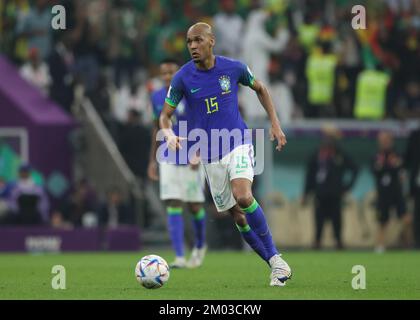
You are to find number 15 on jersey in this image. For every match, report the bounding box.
[205,97,219,114]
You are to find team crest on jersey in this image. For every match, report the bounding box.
[219,75,231,95]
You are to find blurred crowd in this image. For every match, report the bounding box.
[1,0,419,123]
[0,164,136,228]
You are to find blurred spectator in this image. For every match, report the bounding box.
[16,0,52,60]
[280,36,306,117]
[335,28,362,117]
[98,186,135,227]
[303,126,358,250]
[112,81,145,124]
[268,54,295,123]
[241,5,290,121]
[404,128,420,249]
[213,0,244,59]
[297,12,321,54]
[353,65,390,120]
[372,131,411,253]
[109,0,141,89]
[305,41,338,118]
[0,0,31,63]
[70,0,100,93]
[57,179,98,227]
[50,210,73,229]
[88,72,112,123]
[48,32,75,113]
[7,164,50,225]
[20,47,51,96]
[395,77,420,120]
[118,109,151,181]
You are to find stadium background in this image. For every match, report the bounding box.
[0,0,419,255]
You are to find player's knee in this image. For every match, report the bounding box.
[234,193,254,209]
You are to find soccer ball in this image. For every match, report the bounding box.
[135,255,170,289]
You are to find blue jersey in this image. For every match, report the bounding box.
[165,56,255,162]
[151,87,189,165]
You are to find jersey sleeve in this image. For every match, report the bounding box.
[165,71,185,108]
[237,62,255,87]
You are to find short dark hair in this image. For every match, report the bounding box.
[160,58,180,66]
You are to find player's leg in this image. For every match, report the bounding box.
[229,144,291,286]
[231,178,278,259]
[201,158,267,260]
[165,199,187,268]
[186,202,207,268]
[181,165,207,267]
[188,202,206,249]
[228,204,268,261]
[230,178,292,286]
[202,147,291,286]
[160,163,186,268]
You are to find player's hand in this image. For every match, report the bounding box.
[147,161,159,181]
[165,135,187,151]
[270,124,287,151]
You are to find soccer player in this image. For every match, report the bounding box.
[159,23,292,286]
[148,58,207,268]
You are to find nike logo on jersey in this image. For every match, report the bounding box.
[190,88,201,93]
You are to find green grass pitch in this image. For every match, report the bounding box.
[0,251,419,299]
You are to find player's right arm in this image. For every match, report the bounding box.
[159,76,186,151]
[159,103,185,151]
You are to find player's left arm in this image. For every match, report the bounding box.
[249,79,287,151]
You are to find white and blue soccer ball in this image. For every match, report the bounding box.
[135,255,170,289]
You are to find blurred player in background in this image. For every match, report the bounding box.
[148,59,207,268]
[372,131,411,253]
[159,23,291,287]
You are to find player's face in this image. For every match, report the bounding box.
[186,30,214,63]
[160,63,179,87]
